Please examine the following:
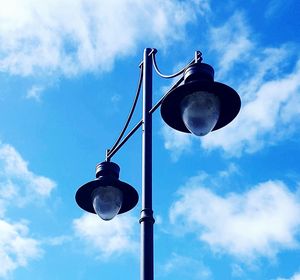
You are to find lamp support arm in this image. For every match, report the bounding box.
[106,72,183,161]
[106,50,199,161]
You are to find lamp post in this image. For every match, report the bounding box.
[75,48,241,280]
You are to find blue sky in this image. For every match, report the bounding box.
[0,0,300,279]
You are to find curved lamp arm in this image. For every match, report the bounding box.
[106,49,199,161]
[152,48,202,79]
[106,65,143,161]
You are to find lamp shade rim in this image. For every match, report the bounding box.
[160,80,241,133]
[75,177,138,215]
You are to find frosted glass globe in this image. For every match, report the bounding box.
[92,186,123,221]
[181,91,220,136]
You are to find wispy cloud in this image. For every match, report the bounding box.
[0,142,56,277]
[161,124,193,161]
[202,58,300,155]
[209,12,253,78]
[26,85,45,101]
[170,175,300,262]
[42,235,72,246]
[0,0,206,77]
[265,0,293,18]
[276,272,300,280]
[202,13,300,156]
[0,143,56,210]
[73,213,138,259]
[159,252,211,280]
[0,219,42,278]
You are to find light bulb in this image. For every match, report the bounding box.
[92,186,123,221]
[181,91,220,136]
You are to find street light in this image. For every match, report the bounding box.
[75,161,138,221]
[160,59,240,136]
[75,48,241,280]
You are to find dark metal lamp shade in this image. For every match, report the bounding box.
[160,63,241,134]
[75,161,138,216]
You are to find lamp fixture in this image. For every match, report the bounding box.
[160,60,241,136]
[75,161,138,220]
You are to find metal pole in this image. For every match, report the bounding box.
[140,48,155,280]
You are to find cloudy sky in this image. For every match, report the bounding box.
[0,0,300,279]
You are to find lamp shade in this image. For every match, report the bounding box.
[75,161,138,219]
[160,62,241,135]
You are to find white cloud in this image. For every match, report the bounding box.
[231,263,245,278]
[161,124,193,161]
[198,12,300,156]
[202,59,300,155]
[73,213,138,259]
[159,252,211,279]
[0,219,42,278]
[0,142,56,276]
[0,144,56,210]
[218,163,239,178]
[276,272,300,280]
[265,0,282,17]
[170,177,300,261]
[155,215,163,225]
[209,12,253,78]
[0,0,206,76]
[26,85,44,101]
[237,46,291,102]
[42,235,72,246]
[111,94,121,104]
[265,0,292,18]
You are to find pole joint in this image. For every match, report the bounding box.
[139,208,155,224]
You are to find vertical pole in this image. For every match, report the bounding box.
[140,48,155,280]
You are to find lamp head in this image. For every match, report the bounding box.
[75,161,138,220]
[160,62,241,136]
